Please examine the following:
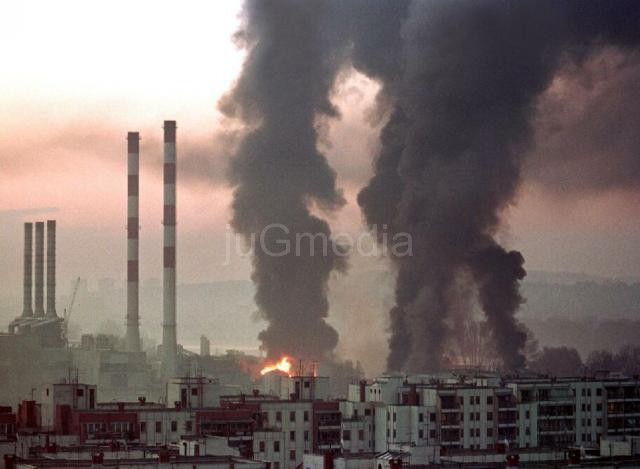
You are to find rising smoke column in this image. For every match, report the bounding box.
[357,0,640,372]
[223,1,348,360]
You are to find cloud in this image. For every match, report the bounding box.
[0,116,240,188]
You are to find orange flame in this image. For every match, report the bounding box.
[260,356,293,376]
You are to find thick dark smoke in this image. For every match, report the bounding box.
[527,48,640,195]
[356,0,640,372]
[226,0,640,371]
[223,1,349,360]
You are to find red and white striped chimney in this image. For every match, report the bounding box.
[34,221,45,317]
[162,120,178,378]
[46,220,57,318]
[126,132,141,352]
[22,222,33,317]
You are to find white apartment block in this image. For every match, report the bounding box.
[349,373,640,458]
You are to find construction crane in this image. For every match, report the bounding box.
[62,277,81,342]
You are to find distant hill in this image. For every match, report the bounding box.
[521,271,640,319]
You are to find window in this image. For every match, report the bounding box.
[259,441,265,452]
[276,412,282,422]
[419,413,423,422]
[171,421,177,432]
[274,441,280,452]
[186,421,192,432]
[290,450,296,461]
[343,430,351,441]
[597,388,602,397]
[525,427,530,435]
[304,381,310,388]
[393,429,396,438]
[597,418,602,426]
[525,410,530,419]
[156,421,162,433]
[487,412,493,421]
[597,403,602,411]
[304,411,309,422]
[487,428,493,437]
[77,389,84,397]
[475,428,480,437]
[487,396,493,405]
[191,388,198,396]
[418,429,424,439]
[430,429,436,439]
[430,413,436,422]
[393,412,396,422]
[354,409,358,418]
[470,413,475,421]
[290,411,296,422]
[364,409,371,416]
[476,412,480,420]
[476,396,481,405]
[140,422,146,433]
[304,430,309,441]
[358,430,364,440]
[273,463,280,469]
[290,430,296,441]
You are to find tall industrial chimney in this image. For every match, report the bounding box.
[22,222,33,317]
[200,335,210,357]
[162,120,178,378]
[126,132,141,353]
[34,221,45,316]
[46,220,57,318]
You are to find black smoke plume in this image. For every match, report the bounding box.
[225,0,640,371]
[223,1,349,360]
[356,0,640,372]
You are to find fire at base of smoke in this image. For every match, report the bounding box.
[222,223,412,264]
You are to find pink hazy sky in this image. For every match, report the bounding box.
[2,0,640,300]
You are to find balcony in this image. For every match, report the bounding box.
[606,386,640,401]
[440,396,461,412]
[440,415,460,428]
[497,395,517,410]
[539,404,574,419]
[538,423,575,434]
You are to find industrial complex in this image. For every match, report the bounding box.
[2,122,640,468]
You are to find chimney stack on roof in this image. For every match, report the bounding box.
[45,220,57,318]
[162,120,178,378]
[126,132,141,353]
[22,222,33,318]
[34,222,45,317]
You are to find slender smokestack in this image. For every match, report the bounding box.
[126,132,141,353]
[34,222,45,317]
[46,220,57,318]
[162,120,178,378]
[200,335,210,357]
[22,222,33,317]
